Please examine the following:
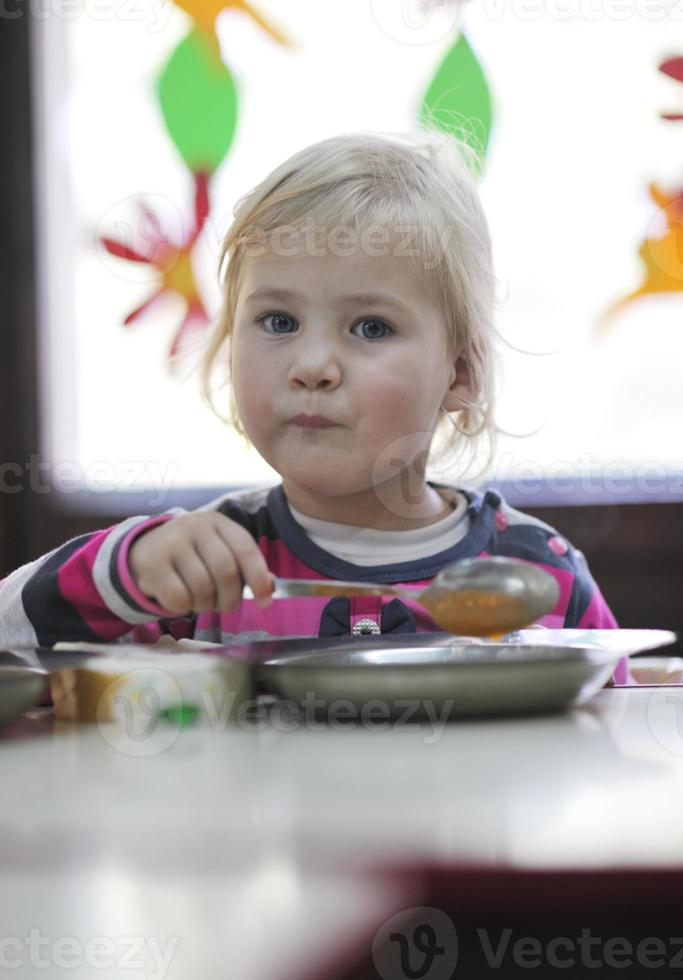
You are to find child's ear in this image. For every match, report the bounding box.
[442,355,477,413]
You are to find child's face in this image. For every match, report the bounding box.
[230,246,464,524]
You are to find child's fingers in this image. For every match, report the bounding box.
[172,548,219,613]
[155,567,195,616]
[213,517,274,606]
[194,530,243,612]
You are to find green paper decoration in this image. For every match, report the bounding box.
[107,10,496,369]
[419,31,493,177]
[157,29,238,175]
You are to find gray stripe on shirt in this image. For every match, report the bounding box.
[91,511,185,625]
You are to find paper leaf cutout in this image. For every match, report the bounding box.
[170,0,294,52]
[659,57,683,121]
[600,183,683,326]
[660,57,683,83]
[419,30,493,177]
[157,29,238,175]
[99,172,211,370]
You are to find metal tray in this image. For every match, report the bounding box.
[0,629,676,726]
[250,629,677,719]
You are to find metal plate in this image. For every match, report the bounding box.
[249,629,677,719]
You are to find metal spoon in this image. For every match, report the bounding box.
[244,556,560,636]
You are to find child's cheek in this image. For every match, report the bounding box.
[363,381,428,456]
[358,382,420,449]
[232,362,271,438]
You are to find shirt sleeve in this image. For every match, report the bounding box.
[562,546,616,629]
[564,546,634,685]
[0,510,187,649]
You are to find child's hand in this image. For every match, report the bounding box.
[127,513,274,615]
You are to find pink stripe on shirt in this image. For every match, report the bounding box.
[57,528,137,640]
[117,515,177,616]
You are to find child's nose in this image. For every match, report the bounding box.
[288,344,342,389]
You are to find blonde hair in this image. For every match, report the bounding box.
[199,127,500,478]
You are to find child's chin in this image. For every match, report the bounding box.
[285,469,367,497]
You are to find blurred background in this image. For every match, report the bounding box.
[1,0,682,645]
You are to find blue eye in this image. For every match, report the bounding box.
[256,312,393,341]
[258,312,297,334]
[353,318,392,340]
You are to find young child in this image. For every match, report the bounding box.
[0,129,630,684]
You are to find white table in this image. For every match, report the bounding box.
[2,687,683,979]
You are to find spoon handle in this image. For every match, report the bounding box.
[244,577,414,601]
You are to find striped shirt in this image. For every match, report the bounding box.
[0,481,630,683]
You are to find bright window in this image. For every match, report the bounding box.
[31,1,683,503]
